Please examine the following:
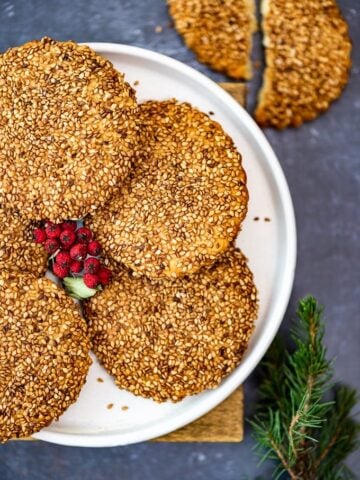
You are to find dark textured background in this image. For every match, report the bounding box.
[0,1,359,478]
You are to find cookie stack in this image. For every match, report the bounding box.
[84,99,258,402]
[0,37,257,441]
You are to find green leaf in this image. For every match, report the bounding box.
[63,277,99,299]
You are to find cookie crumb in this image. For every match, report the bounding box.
[208,111,214,116]
[155,25,163,33]
[264,217,271,222]
[121,406,129,411]
[107,403,114,410]
[253,60,261,70]
[253,216,259,221]
[133,80,139,86]
[97,377,104,383]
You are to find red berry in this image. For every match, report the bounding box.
[45,223,62,239]
[60,220,77,231]
[69,243,87,261]
[53,262,70,279]
[55,251,71,268]
[76,227,93,244]
[87,240,102,256]
[83,273,100,289]
[98,267,112,286]
[33,228,47,244]
[44,238,60,254]
[60,229,76,249]
[70,260,83,274]
[84,257,101,274]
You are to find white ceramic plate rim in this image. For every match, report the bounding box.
[34,43,297,447]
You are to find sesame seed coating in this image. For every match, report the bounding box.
[0,37,138,221]
[88,100,248,279]
[168,0,256,79]
[0,272,91,442]
[84,247,257,403]
[0,208,48,276]
[255,0,351,128]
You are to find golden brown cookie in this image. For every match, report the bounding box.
[84,248,257,402]
[0,208,48,276]
[0,37,137,221]
[255,0,351,128]
[0,271,91,442]
[88,100,248,279]
[168,0,256,79]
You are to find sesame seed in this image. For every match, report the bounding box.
[0,209,47,276]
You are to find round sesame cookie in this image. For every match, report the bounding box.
[168,0,256,79]
[84,248,257,402]
[88,100,248,278]
[255,0,351,128]
[0,272,91,442]
[0,208,48,276]
[0,37,137,221]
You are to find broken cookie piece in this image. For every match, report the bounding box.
[168,0,256,79]
[255,0,351,128]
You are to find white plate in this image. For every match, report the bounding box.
[34,44,296,447]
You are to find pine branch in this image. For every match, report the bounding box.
[315,386,359,479]
[250,296,359,480]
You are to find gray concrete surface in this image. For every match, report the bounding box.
[0,1,359,479]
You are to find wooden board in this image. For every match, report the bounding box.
[19,82,246,444]
[155,387,243,442]
[219,82,246,105]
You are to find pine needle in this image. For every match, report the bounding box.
[250,296,359,480]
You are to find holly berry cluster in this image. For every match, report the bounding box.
[33,221,111,290]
